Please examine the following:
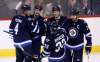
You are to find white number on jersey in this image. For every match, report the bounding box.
[14,23,19,35]
[55,38,66,52]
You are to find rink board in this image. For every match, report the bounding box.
[0,17,100,56]
[0,45,100,56]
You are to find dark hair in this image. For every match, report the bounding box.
[34,5,43,11]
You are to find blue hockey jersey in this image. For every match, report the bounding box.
[29,15,46,37]
[9,15,32,46]
[63,18,92,50]
[46,16,67,36]
[43,28,68,59]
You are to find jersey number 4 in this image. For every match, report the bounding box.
[15,23,19,35]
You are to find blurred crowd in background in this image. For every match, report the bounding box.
[0,0,100,18]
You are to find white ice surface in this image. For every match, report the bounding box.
[0,53,100,62]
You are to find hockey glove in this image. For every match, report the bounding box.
[85,44,92,54]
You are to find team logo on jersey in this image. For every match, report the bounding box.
[68,27,78,38]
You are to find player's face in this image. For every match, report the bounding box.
[24,10,31,16]
[70,15,78,22]
[52,11,60,18]
[34,9,41,16]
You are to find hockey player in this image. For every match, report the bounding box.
[9,5,34,62]
[46,5,67,36]
[63,9,92,62]
[29,5,46,62]
[42,21,68,62]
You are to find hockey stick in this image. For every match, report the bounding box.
[71,49,74,62]
[86,52,90,62]
[15,1,23,14]
[18,45,40,62]
[16,44,40,62]
[3,30,13,35]
[3,30,40,62]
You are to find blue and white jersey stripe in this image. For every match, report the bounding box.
[32,21,40,34]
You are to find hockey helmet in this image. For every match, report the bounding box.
[52,6,60,12]
[70,9,80,15]
[21,5,31,11]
